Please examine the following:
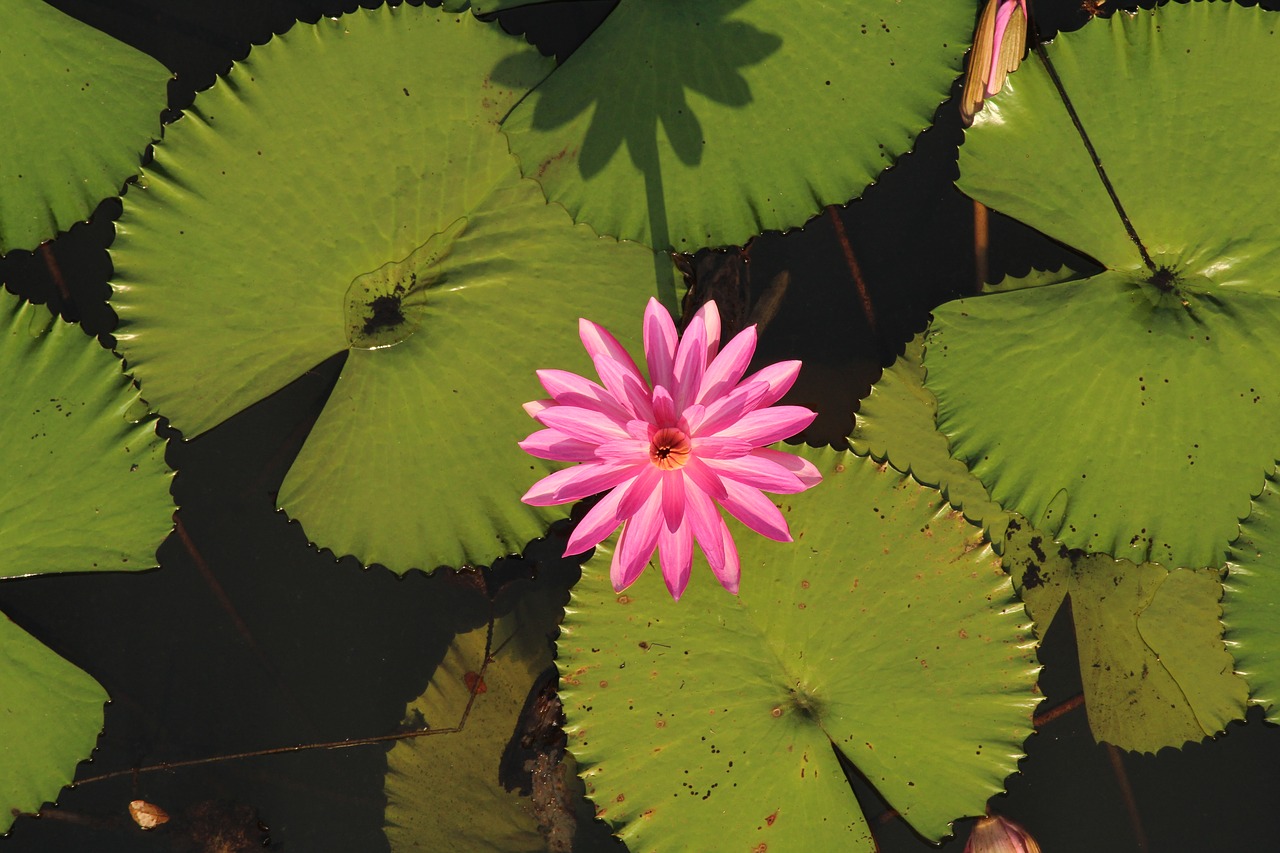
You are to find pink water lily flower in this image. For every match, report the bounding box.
[519,298,821,600]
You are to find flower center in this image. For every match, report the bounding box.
[649,427,691,471]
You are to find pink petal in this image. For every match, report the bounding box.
[643,298,678,391]
[704,454,807,494]
[661,470,685,532]
[672,315,708,411]
[652,385,677,428]
[595,351,655,422]
[690,435,753,460]
[537,369,631,422]
[736,360,802,409]
[593,437,650,462]
[564,484,628,555]
[613,490,663,591]
[518,429,599,462]
[535,405,630,445]
[716,478,791,542]
[690,381,769,437]
[709,522,741,594]
[697,324,756,406]
[752,447,823,488]
[523,399,553,418]
[682,456,727,500]
[617,465,662,520]
[658,522,694,600]
[521,459,641,506]
[579,317,647,390]
[713,406,817,446]
[689,300,722,362]
[987,0,1026,96]
[684,480,726,571]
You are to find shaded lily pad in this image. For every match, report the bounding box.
[500,0,976,250]
[0,613,108,832]
[110,7,665,573]
[557,448,1037,852]
[1005,519,1246,753]
[928,3,1280,569]
[0,293,172,578]
[1,0,167,253]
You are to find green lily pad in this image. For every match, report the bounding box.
[1,0,167,253]
[1005,519,1246,753]
[110,7,665,572]
[557,448,1037,852]
[500,0,975,250]
[929,3,1280,569]
[1225,469,1280,722]
[0,293,172,578]
[1,613,108,832]
[849,334,1009,547]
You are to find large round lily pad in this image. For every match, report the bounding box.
[500,0,976,250]
[558,448,1037,852]
[1,0,167,253]
[110,7,665,573]
[1225,469,1280,722]
[927,2,1280,569]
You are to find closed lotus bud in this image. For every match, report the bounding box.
[965,814,1040,853]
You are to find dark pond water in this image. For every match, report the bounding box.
[2,0,1279,850]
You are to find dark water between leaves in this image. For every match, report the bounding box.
[2,0,1279,850]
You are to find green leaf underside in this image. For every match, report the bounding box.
[849,334,1009,547]
[558,449,1037,852]
[1,613,108,834]
[1005,519,1246,753]
[384,578,562,851]
[1,0,167,254]
[1225,469,1280,722]
[935,3,1280,569]
[0,293,171,578]
[501,0,974,250]
[110,7,664,572]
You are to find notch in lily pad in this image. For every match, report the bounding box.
[344,216,466,349]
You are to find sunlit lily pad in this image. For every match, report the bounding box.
[929,2,1280,569]
[1,0,167,253]
[500,0,975,250]
[1225,469,1280,722]
[111,7,664,572]
[1005,519,1246,753]
[0,293,172,578]
[0,614,108,832]
[557,448,1037,852]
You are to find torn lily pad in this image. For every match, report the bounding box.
[928,2,1280,569]
[558,448,1037,852]
[1,0,167,253]
[110,7,665,573]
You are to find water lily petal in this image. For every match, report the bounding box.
[752,447,823,488]
[710,522,741,594]
[704,453,807,494]
[643,297,678,391]
[617,464,662,520]
[672,314,708,411]
[689,300,722,362]
[523,399,553,418]
[652,385,677,428]
[521,459,640,506]
[518,429,599,462]
[536,369,630,421]
[697,324,756,405]
[717,478,791,542]
[593,437,650,462]
[684,480,726,571]
[682,455,727,500]
[595,351,655,422]
[736,359,802,409]
[661,469,685,532]
[713,405,816,446]
[658,522,694,600]
[564,485,629,555]
[689,435,753,460]
[580,317,646,389]
[613,489,663,591]
[535,405,631,444]
[691,380,769,437]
